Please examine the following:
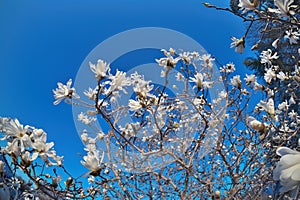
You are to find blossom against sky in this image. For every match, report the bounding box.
[0,0,250,176]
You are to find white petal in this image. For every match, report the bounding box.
[292,168,300,181]
[280,154,300,167]
[277,147,299,156]
[279,166,294,181]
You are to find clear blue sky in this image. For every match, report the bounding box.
[0,0,252,176]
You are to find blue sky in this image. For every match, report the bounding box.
[0,0,252,176]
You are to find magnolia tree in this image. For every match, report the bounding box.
[0,0,299,199]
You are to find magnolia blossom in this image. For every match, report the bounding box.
[288,110,298,120]
[84,87,98,100]
[128,99,143,111]
[278,100,289,111]
[257,98,275,116]
[244,74,256,85]
[52,176,62,188]
[21,151,34,167]
[220,63,235,73]
[81,150,104,173]
[179,51,192,65]
[131,72,154,98]
[269,0,297,16]
[189,72,213,90]
[89,59,110,80]
[260,49,279,65]
[200,54,215,69]
[247,116,266,132]
[31,129,61,165]
[78,112,96,125]
[108,70,130,94]
[218,90,228,99]
[238,0,259,12]
[230,36,245,54]
[1,118,32,154]
[155,49,181,71]
[230,75,242,88]
[273,147,300,193]
[81,132,89,144]
[53,79,79,105]
[284,29,300,45]
[264,68,276,83]
[277,71,288,81]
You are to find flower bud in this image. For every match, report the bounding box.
[65,177,73,189]
[0,161,4,174]
[215,190,221,199]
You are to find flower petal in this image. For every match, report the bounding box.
[277,147,299,156]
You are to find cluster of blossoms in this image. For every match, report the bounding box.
[0,118,65,199]
[0,0,299,199]
[235,0,300,197]
[64,48,226,173]
[0,118,63,167]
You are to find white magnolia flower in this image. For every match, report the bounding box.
[191,51,200,60]
[108,70,130,94]
[264,68,276,84]
[89,59,110,80]
[200,54,215,69]
[30,129,61,165]
[179,51,192,65]
[238,0,259,11]
[155,50,181,71]
[4,141,20,157]
[189,72,213,90]
[230,75,242,88]
[2,118,32,153]
[84,87,98,101]
[247,116,266,132]
[260,49,279,65]
[132,74,154,98]
[21,151,34,167]
[97,132,106,140]
[81,132,89,144]
[81,150,104,173]
[270,0,297,16]
[220,63,236,73]
[244,74,257,85]
[273,147,300,193]
[128,99,143,111]
[253,82,263,91]
[230,36,245,54]
[257,98,275,116]
[278,100,289,111]
[219,90,228,99]
[277,71,288,81]
[78,112,96,125]
[40,150,63,167]
[284,29,300,45]
[53,79,79,105]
